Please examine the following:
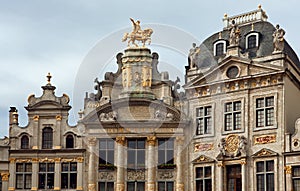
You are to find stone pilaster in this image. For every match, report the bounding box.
[1,172,9,191]
[76,157,84,190]
[240,159,247,191]
[116,136,125,191]
[217,161,224,191]
[8,158,16,191]
[31,158,39,191]
[176,136,184,191]
[54,158,61,190]
[88,137,97,191]
[147,136,156,191]
[285,166,292,191]
[32,115,39,149]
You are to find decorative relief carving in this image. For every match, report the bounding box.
[31,158,39,163]
[218,135,247,158]
[9,158,16,163]
[39,158,55,163]
[61,158,76,163]
[16,159,31,163]
[194,143,213,152]
[193,155,214,163]
[176,183,185,191]
[217,161,224,167]
[127,169,145,180]
[54,158,61,163]
[99,171,115,180]
[99,111,118,121]
[240,158,247,165]
[158,169,174,179]
[76,157,84,163]
[116,183,125,191]
[254,134,276,145]
[254,148,276,157]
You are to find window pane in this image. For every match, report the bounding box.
[127,182,135,191]
[16,164,23,172]
[137,182,145,191]
[39,163,46,172]
[256,110,264,127]
[266,174,274,191]
[225,103,232,112]
[256,162,264,172]
[99,182,105,191]
[48,163,55,172]
[70,163,77,171]
[128,150,135,165]
[266,161,274,172]
[196,180,203,191]
[25,164,32,172]
[205,107,211,115]
[61,173,68,189]
[196,167,203,178]
[62,163,69,171]
[167,182,174,191]
[128,140,136,149]
[16,174,23,188]
[257,98,264,108]
[107,140,114,149]
[225,114,232,130]
[107,182,114,191]
[205,179,212,191]
[294,167,300,177]
[158,150,165,164]
[38,174,46,189]
[248,35,257,49]
[234,101,241,111]
[25,174,32,189]
[293,179,300,191]
[197,107,204,117]
[70,173,77,188]
[266,108,274,126]
[47,173,54,189]
[216,43,224,56]
[137,140,145,149]
[205,167,212,177]
[266,97,274,107]
[107,150,114,164]
[100,140,107,149]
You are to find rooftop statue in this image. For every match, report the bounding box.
[273,24,285,52]
[122,18,153,47]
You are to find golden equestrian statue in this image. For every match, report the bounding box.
[122,18,153,47]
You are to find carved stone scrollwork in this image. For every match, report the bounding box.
[158,169,174,179]
[99,171,115,180]
[154,109,174,121]
[127,169,145,180]
[99,111,118,121]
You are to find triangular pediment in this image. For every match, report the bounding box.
[184,56,282,89]
[192,155,215,164]
[253,148,278,158]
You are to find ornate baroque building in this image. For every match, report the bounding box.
[1,6,300,191]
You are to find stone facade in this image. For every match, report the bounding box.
[1,6,300,191]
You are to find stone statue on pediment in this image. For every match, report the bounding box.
[273,24,285,52]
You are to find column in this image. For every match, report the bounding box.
[217,161,224,191]
[76,157,84,190]
[116,136,125,191]
[32,116,39,149]
[54,158,61,190]
[1,171,9,191]
[285,166,292,191]
[8,158,16,191]
[31,158,39,190]
[147,136,156,191]
[88,137,97,191]
[176,136,185,191]
[240,159,247,191]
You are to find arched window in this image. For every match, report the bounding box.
[42,127,53,149]
[213,40,227,56]
[21,135,29,149]
[66,135,74,149]
[246,32,260,49]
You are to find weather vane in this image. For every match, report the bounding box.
[122,18,153,47]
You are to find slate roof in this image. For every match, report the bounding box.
[196,21,300,69]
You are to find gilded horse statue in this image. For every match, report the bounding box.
[122,18,153,47]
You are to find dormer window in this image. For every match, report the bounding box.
[66,134,74,148]
[214,40,227,56]
[246,32,259,49]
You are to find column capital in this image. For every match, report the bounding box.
[32,158,39,163]
[116,183,125,191]
[76,186,83,190]
[88,183,96,191]
[9,158,16,164]
[1,172,9,181]
[54,158,61,163]
[31,187,38,191]
[217,161,224,167]
[147,136,156,146]
[8,187,15,191]
[240,158,247,165]
[76,157,84,163]
[54,187,60,190]
[285,165,292,174]
[88,137,97,146]
[176,183,185,191]
[116,136,126,146]
[176,136,185,145]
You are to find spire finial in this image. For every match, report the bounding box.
[47,72,52,84]
[258,4,262,9]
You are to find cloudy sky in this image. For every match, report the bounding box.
[1,0,299,137]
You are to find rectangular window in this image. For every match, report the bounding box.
[99,182,114,191]
[224,101,242,131]
[61,162,77,189]
[16,163,32,189]
[195,166,212,191]
[127,182,145,191]
[256,160,274,191]
[158,181,174,191]
[38,163,54,189]
[293,166,300,191]
[158,139,174,168]
[256,96,274,128]
[127,139,145,169]
[196,106,212,135]
[99,139,115,169]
